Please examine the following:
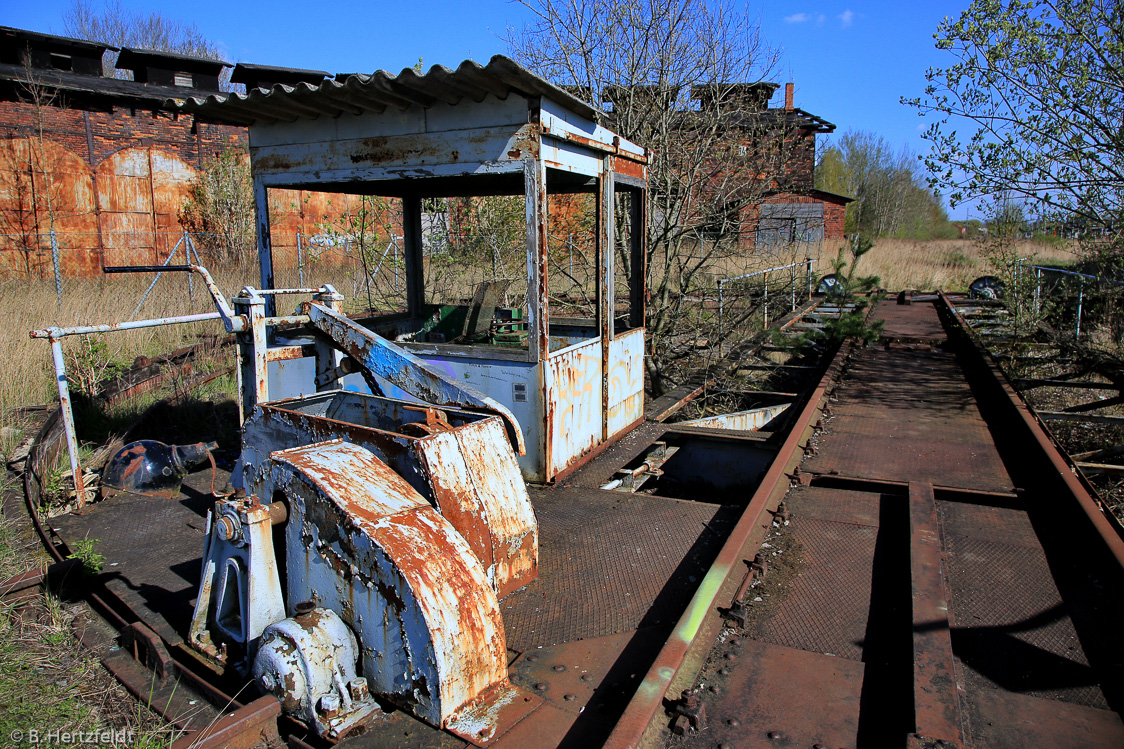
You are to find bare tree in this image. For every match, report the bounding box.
[510,0,805,394]
[63,0,231,87]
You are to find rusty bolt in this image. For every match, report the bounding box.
[552,664,566,672]
[294,601,315,618]
[718,668,730,676]
[563,693,577,701]
[580,673,592,682]
[525,655,537,662]
[708,685,720,694]
[726,718,740,727]
[534,683,547,691]
[767,730,784,740]
[216,516,238,542]
[348,677,369,702]
[723,652,737,661]
[319,693,340,717]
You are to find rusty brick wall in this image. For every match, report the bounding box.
[0,97,247,277]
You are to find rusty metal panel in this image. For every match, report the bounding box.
[606,328,644,436]
[98,148,156,265]
[545,338,603,479]
[270,439,511,729]
[674,402,790,431]
[412,414,540,599]
[0,137,100,276]
[150,150,195,217]
[441,417,537,597]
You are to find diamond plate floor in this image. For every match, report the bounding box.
[756,512,878,661]
[806,348,1014,491]
[502,486,736,650]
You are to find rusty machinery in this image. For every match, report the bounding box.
[156,278,542,742]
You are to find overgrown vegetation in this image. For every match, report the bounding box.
[815,130,957,240]
[0,488,176,745]
[179,147,255,265]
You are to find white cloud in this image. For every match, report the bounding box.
[816,13,826,25]
[838,9,854,27]
[784,12,809,23]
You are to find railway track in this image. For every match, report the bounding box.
[8,292,1124,748]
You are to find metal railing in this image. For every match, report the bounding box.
[1018,262,1124,340]
[717,259,814,355]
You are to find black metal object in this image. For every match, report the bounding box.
[101,440,217,500]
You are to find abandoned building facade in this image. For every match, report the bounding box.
[0,24,847,278]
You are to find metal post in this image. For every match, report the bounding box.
[49,230,62,307]
[1076,278,1084,340]
[50,336,86,508]
[1035,268,1041,315]
[807,258,813,299]
[763,271,770,328]
[297,232,305,288]
[718,279,724,357]
[790,263,796,312]
[183,231,195,301]
[569,233,574,276]
[394,236,400,292]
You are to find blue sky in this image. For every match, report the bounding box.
[6,1,979,217]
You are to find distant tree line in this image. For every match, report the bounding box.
[815,130,956,240]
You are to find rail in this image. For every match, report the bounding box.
[28,264,335,507]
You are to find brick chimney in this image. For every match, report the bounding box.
[784,82,794,111]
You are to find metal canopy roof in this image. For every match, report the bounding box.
[177,54,603,126]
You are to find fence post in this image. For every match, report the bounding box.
[790,262,796,312]
[1076,277,1084,340]
[807,257,813,299]
[297,232,304,287]
[1035,268,1041,315]
[49,230,62,307]
[763,270,770,328]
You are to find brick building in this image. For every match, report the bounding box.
[694,81,849,253]
[0,26,357,278]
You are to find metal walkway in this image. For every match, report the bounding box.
[683,299,1124,748]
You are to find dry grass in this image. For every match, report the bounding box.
[828,237,1081,292]
[0,258,365,441]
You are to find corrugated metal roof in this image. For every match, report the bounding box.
[176,54,603,126]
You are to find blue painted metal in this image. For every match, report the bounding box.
[306,303,526,456]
